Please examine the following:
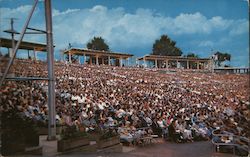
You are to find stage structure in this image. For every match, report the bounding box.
[0,0,56,140]
[63,48,133,67]
[137,54,213,71]
[214,67,249,74]
[0,37,49,60]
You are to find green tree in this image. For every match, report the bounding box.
[186,53,199,58]
[87,36,109,51]
[152,35,182,56]
[183,53,199,68]
[214,51,231,66]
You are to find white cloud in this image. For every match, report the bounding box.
[1,5,32,18]
[0,5,40,35]
[229,19,249,35]
[1,5,248,53]
[197,37,231,48]
[52,8,80,17]
[198,41,214,47]
[173,13,213,34]
[51,6,249,51]
[90,5,108,13]
[169,13,233,35]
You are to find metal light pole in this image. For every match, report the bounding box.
[3,18,20,58]
[0,0,56,141]
[45,0,56,140]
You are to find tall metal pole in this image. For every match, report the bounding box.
[10,18,15,58]
[44,0,56,140]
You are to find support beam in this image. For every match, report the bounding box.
[96,55,99,65]
[155,59,158,68]
[102,57,104,65]
[60,50,63,62]
[83,53,86,64]
[7,48,10,57]
[211,60,214,73]
[197,62,199,69]
[33,49,36,61]
[187,61,189,69]
[108,56,111,66]
[45,0,56,141]
[120,57,122,67]
[68,53,72,63]
[27,50,30,59]
[166,60,168,69]
[201,62,204,69]
[89,56,92,64]
[8,48,13,58]
[143,57,146,68]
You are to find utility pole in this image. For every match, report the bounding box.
[45,0,56,140]
[3,18,20,57]
[1,0,56,141]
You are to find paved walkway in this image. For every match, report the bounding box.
[58,140,237,157]
[2,138,238,157]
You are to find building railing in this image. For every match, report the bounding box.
[211,129,249,156]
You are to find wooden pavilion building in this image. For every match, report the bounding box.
[62,48,133,67]
[0,37,48,60]
[137,54,212,70]
[214,67,249,74]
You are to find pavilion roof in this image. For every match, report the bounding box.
[63,48,133,58]
[0,37,50,51]
[137,54,211,61]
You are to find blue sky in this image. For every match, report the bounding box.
[0,0,249,67]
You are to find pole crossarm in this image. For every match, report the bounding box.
[27,27,47,33]
[25,32,46,34]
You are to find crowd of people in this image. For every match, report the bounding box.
[0,58,249,144]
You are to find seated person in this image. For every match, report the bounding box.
[118,122,134,144]
[168,120,182,143]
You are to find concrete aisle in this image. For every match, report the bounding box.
[58,140,237,157]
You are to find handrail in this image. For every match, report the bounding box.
[211,129,249,155]
[211,138,237,146]
[212,129,250,143]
